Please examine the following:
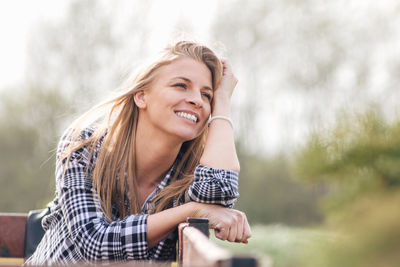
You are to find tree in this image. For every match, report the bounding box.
[0,0,151,212]
[293,110,400,267]
[211,0,400,154]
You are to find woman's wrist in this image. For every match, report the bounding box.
[209,116,233,129]
[184,201,201,218]
[212,99,231,117]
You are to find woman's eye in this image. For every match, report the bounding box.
[202,93,212,101]
[174,83,187,89]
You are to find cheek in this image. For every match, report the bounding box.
[202,106,211,125]
[205,102,212,117]
[203,104,211,120]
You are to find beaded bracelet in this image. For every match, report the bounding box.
[208,115,234,128]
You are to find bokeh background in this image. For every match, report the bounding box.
[1,0,400,266]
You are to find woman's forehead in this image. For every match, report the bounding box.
[157,57,212,87]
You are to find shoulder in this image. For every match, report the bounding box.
[56,126,104,165]
[60,126,96,143]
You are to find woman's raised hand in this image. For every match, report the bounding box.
[213,60,238,108]
[192,202,252,243]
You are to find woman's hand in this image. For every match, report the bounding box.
[192,202,252,244]
[147,202,250,248]
[212,60,238,114]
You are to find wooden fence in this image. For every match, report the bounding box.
[0,213,262,266]
[177,218,260,267]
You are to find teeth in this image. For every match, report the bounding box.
[176,112,198,123]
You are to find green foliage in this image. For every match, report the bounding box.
[236,144,325,226]
[0,87,69,211]
[0,0,126,213]
[295,191,400,267]
[294,111,400,210]
[212,224,335,267]
[293,110,400,266]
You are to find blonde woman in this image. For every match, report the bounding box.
[26,41,251,265]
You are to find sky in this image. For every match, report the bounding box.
[2,0,398,155]
[0,0,70,88]
[0,0,217,89]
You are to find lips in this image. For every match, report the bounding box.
[175,111,199,123]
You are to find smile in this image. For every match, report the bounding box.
[175,111,198,123]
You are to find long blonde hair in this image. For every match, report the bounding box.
[61,41,223,220]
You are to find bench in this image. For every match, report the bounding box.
[0,213,260,266]
[0,213,27,265]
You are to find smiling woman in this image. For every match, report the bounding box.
[24,41,251,265]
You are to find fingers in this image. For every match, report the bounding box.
[233,210,251,243]
[227,216,238,242]
[234,211,245,242]
[211,209,251,244]
[241,213,252,244]
[214,223,229,241]
[214,59,237,100]
[193,203,251,244]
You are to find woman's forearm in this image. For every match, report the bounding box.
[147,202,197,248]
[147,202,251,248]
[199,98,240,172]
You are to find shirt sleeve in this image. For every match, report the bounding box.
[186,164,239,208]
[55,128,149,261]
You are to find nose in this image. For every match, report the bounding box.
[186,90,203,108]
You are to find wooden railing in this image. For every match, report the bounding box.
[0,213,261,266]
[177,218,259,267]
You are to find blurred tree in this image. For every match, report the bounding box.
[294,110,400,210]
[0,0,150,212]
[26,0,151,111]
[211,0,400,154]
[293,110,400,266]
[0,86,67,211]
[236,144,325,225]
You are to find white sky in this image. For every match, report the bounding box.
[2,0,397,155]
[0,0,69,88]
[0,0,217,89]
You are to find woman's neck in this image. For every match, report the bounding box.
[134,123,182,188]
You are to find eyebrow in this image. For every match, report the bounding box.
[171,76,213,92]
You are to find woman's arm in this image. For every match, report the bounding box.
[57,129,249,263]
[147,202,251,246]
[200,60,240,172]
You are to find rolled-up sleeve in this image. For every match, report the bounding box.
[187,164,239,208]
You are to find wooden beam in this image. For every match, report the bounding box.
[178,218,260,267]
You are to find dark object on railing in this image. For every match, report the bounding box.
[221,256,259,267]
[24,208,50,260]
[178,218,260,267]
[187,217,210,238]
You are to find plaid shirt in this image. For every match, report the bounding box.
[25,127,239,265]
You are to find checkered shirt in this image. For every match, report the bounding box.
[25,127,239,265]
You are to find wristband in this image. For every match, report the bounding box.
[208,115,233,128]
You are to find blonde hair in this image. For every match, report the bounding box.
[61,41,223,220]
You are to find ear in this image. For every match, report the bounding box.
[133,90,147,109]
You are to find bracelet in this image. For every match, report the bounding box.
[208,115,233,128]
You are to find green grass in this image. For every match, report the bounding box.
[211,224,335,267]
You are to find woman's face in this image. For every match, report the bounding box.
[139,57,213,143]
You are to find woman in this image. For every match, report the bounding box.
[26,41,251,265]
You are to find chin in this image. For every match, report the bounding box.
[174,130,201,143]
[179,134,199,142]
